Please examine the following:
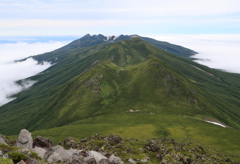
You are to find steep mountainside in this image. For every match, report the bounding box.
[28,56,221,130]
[1,36,240,155]
[0,38,239,133]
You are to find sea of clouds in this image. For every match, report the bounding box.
[0,41,69,106]
[152,34,240,74]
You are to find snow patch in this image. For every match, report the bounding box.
[106,36,111,41]
[205,121,226,128]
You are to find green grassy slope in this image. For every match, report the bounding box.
[32,113,240,155]
[2,37,240,156]
[27,57,217,130]
[0,38,240,138]
[139,36,197,58]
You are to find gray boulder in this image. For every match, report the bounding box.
[88,150,107,163]
[47,152,62,163]
[71,153,81,164]
[43,148,54,160]
[66,148,83,163]
[32,146,46,159]
[108,154,124,164]
[16,129,33,150]
[99,159,111,164]
[25,158,42,164]
[0,134,8,145]
[0,138,7,145]
[83,156,97,164]
[53,145,71,162]
[66,148,82,157]
[128,158,137,164]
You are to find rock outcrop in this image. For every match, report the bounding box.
[16,129,33,150]
[0,138,7,145]
[88,150,108,163]
[32,147,46,159]
[108,154,123,164]
[1,130,240,164]
[0,134,8,145]
[48,145,71,163]
[33,136,53,149]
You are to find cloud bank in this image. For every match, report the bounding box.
[0,41,68,106]
[152,34,240,74]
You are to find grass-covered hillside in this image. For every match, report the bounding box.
[0,36,240,156]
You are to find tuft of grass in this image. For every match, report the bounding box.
[8,152,27,164]
[29,151,42,161]
[0,143,19,152]
[0,157,13,164]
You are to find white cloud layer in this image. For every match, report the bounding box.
[151,34,240,74]
[0,41,68,106]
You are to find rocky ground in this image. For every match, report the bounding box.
[0,129,240,164]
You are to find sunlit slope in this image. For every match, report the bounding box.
[29,57,207,129]
[27,55,237,132]
[0,38,240,135]
[32,113,240,155]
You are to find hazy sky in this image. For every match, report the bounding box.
[1,0,240,36]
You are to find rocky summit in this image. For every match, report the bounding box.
[0,129,240,164]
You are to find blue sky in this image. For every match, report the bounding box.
[1,0,240,36]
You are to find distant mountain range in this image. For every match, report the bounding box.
[1,34,240,155]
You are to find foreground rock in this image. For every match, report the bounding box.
[0,138,7,145]
[32,147,46,159]
[1,130,240,163]
[33,136,54,149]
[0,134,8,145]
[58,134,240,164]
[47,145,71,163]
[16,129,33,150]
[88,150,108,163]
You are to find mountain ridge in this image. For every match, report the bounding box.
[18,34,197,65]
[1,37,240,132]
[1,35,240,155]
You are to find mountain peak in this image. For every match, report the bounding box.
[83,33,91,38]
[80,34,140,42]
